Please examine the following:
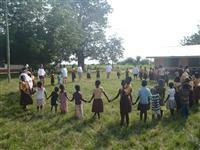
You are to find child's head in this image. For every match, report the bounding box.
[121,80,126,87]
[169,82,174,88]
[37,81,42,88]
[141,80,147,87]
[54,87,59,92]
[95,80,101,87]
[150,88,157,95]
[126,76,132,84]
[20,75,26,81]
[75,85,80,92]
[59,84,65,91]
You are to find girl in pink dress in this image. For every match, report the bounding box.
[59,84,69,113]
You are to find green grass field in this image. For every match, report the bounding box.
[0,72,199,150]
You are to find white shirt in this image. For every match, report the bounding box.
[36,87,46,100]
[77,66,83,73]
[38,68,46,76]
[132,67,139,75]
[105,65,112,73]
[159,68,165,76]
[61,67,68,77]
[20,73,33,89]
[168,88,175,100]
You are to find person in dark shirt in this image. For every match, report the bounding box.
[47,87,59,112]
[71,85,88,119]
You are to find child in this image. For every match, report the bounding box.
[143,67,148,80]
[71,85,88,119]
[139,66,144,80]
[19,75,33,111]
[96,67,100,79]
[165,82,176,116]
[50,71,55,86]
[71,67,76,82]
[125,68,129,79]
[57,72,62,85]
[179,80,191,118]
[116,67,121,79]
[165,69,170,86]
[174,77,181,111]
[193,72,200,104]
[110,80,132,127]
[150,88,161,120]
[35,81,47,112]
[155,79,166,118]
[134,80,151,122]
[59,84,69,113]
[47,87,59,112]
[89,80,109,119]
[87,67,91,79]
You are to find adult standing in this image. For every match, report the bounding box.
[139,66,144,80]
[38,64,46,85]
[105,64,112,79]
[61,65,68,84]
[77,66,83,80]
[19,68,33,91]
[158,65,165,80]
[132,65,139,80]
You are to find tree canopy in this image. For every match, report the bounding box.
[0,0,124,67]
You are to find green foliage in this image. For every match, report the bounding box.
[0,72,199,149]
[182,25,200,45]
[119,57,151,65]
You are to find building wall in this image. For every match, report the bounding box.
[179,58,188,66]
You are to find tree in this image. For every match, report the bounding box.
[97,35,124,64]
[181,25,200,45]
[136,56,141,65]
[70,0,112,69]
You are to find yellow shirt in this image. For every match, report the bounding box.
[93,87,104,99]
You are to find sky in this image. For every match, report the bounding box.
[106,0,200,59]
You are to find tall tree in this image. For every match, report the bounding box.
[70,0,112,69]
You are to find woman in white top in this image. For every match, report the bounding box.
[37,64,46,84]
[61,65,68,84]
[165,82,176,115]
[77,66,83,80]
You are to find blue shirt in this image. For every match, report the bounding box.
[138,87,151,104]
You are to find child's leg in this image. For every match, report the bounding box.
[140,111,143,121]
[51,106,53,111]
[97,113,100,119]
[40,105,43,110]
[170,109,174,115]
[152,113,155,120]
[160,110,163,118]
[120,113,125,127]
[144,111,147,122]
[125,113,129,126]
[92,113,97,118]
[37,106,39,112]
[55,105,57,112]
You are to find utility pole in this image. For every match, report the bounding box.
[5,0,11,82]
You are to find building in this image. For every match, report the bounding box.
[147,45,200,71]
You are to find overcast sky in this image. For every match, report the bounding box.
[106,0,200,58]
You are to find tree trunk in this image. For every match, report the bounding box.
[77,51,85,71]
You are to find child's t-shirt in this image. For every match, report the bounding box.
[138,87,151,104]
[73,91,82,105]
[93,87,104,99]
[51,91,58,104]
[151,94,160,111]
[168,88,175,100]
[36,87,46,100]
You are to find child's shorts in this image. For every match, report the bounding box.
[37,99,45,106]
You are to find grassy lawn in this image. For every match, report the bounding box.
[0,72,199,150]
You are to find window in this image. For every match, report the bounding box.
[188,58,200,67]
[164,58,179,67]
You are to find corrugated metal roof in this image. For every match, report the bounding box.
[146,45,200,58]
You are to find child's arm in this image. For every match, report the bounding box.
[111,89,120,102]
[89,94,94,103]
[44,91,48,99]
[79,94,88,102]
[103,91,110,102]
[164,95,170,103]
[133,96,139,105]
[70,94,74,102]
[64,92,70,101]
[47,93,52,100]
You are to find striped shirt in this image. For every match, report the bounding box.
[151,94,160,112]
